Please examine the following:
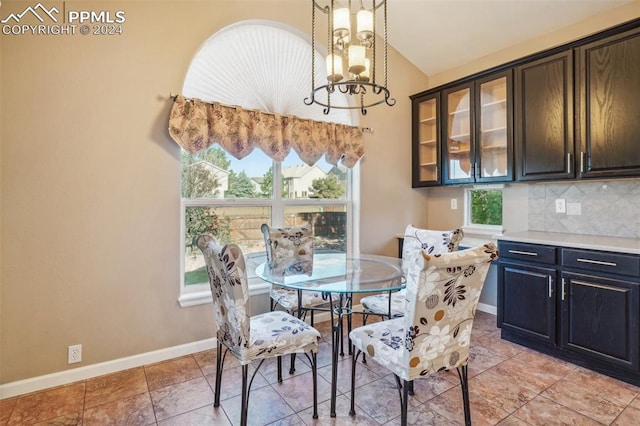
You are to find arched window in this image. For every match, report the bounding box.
[178,21,360,306]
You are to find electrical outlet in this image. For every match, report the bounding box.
[555,198,566,213]
[68,344,82,364]
[450,198,458,210]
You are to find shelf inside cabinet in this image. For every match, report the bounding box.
[481,99,507,108]
[420,117,436,124]
[448,148,471,155]
[420,161,437,167]
[419,139,437,145]
[480,144,507,151]
[448,108,470,116]
[448,133,471,142]
[481,126,507,134]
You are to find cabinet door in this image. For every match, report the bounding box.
[515,50,574,181]
[475,70,513,183]
[499,262,557,345]
[443,83,475,184]
[577,27,640,178]
[412,93,441,187]
[561,273,639,371]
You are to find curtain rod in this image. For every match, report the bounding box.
[169,93,373,133]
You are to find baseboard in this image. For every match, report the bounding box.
[0,338,217,400]
[1,302,497,399]
[477,302,497,315]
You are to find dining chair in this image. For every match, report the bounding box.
[360,225,464,321]
[261,222,339,375]
[349,243,499,426]
[196,236,321,426]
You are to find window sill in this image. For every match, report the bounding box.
[461,225,503,248]
[178,279,271,308]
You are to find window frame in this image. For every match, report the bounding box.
[462,184,504,240]
[178,161,358,307]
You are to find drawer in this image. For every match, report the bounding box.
[562,249,640,277]
[499,241,557,264]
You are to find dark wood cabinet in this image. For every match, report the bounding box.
[442,71,513,184]
[561,272,639,371]
[576,26,640,178]
[498,239,640,386]
[515,50,574,181]
[411,92,442,187]
[411,19,640,186]
[500,262,557,345]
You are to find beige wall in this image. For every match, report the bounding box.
[0,1,429,384]
[424,1,640,232]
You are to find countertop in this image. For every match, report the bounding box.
[498,231,640,255]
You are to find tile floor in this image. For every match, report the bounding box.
[1,312,639,425]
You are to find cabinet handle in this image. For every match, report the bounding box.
[576,258,617,267]
[561,278,566,301]
[580,152,585,173]
[548,276,553,298]
[508,249,538,256]
[567,152,572,174]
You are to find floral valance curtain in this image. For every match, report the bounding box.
[168,95,365,168]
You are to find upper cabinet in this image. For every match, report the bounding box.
[576,26,640,178]
[411,92,441,187]
[442,70,513,185]
[515,50,574,181]
[411,18,640,186]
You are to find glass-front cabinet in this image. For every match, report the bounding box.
[442,70,513,184]
[411,92,441,187]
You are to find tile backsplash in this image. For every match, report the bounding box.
[528,180,640,238]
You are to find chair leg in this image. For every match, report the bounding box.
[214,341,223,407]
[361,314,368,364]
[289,353,296,375]
[408,380,414,396]
[311,351,319,419]
[240,364,249,426]
[349,349,360,416]
[457,365,471,426]
[401,379,409,426]
[277,356,282,383]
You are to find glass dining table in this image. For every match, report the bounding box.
[256,252,405,417]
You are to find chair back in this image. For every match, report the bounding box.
[401,225,464,277]
[402,243,498,377]
[196,236,251,358]
[261,222,314,275]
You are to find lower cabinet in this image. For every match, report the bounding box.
[498,240,640,386]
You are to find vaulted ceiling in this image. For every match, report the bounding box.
[387,0,633,77]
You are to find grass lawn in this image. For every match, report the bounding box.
[185,266,208,286]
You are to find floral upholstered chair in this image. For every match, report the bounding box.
[196,236,321,426]
[349,243,499,426]
[360,225,464,321]
[261,222,338,374]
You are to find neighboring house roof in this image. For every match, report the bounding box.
[190,160,230,177]
[282,164,327,179]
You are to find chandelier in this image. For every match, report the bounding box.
[305,0,396,115]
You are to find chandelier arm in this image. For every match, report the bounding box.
[383,0,388,87]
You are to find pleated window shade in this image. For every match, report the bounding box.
[169,21,365,168]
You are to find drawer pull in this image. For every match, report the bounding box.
[576,258,617,267]
[508,250,538,256]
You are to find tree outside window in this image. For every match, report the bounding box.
[468,188,503,226]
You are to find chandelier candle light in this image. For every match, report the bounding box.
[305,0,396,115]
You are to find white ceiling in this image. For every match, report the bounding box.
[387,0,633,77]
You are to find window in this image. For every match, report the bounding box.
[177,21,358,306]
[463,186,503,238]
[180,148,354,306]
